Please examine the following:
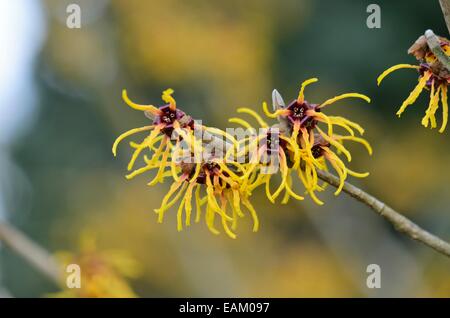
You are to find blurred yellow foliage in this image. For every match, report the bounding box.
[367,129,450,212]
[51,232,141,298]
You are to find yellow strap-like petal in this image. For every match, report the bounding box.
[195,185,203,223]
[147,141,171,186]
[242,199,259,232]
[127,126,163,171]
[311,111,333,136]
[262,101,290,118]
[346,168,369,178]
[112,125,154,156]
[162,88,176,110]
[440,85,448,133]
[122,89,160,113]
[421,79,438,127]
[237,108,269,128]
[155,180,188,222]
[319,93,371,108]
[335,135,373,155]
[397,71,431,116]
[317,127,352,162]
[184,183,196,227]
[205,204,220,235]
[271,149,289,201]
[189,163,202,184]
[377,64,419,86]
[176,196,187,231]
[324,149,347,195]
[126,164,158,180]
[228,117,252,129]
[265,175,275,203]
[328,116,365,135]
[428,85,441,128]
[297,78,319,103]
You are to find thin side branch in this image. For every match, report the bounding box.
[0,222,61,285]
[439,0,450,35]
[317,169,450,258]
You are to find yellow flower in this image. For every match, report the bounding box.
[228,113,305,205]
[112,88,195,186]
[377,38,450,133]
[113,89,258,238]
[154,160,259,239]
[230,78,371,205]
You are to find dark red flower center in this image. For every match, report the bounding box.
[286,99,319,130]
[154,104,193,136]
[263,130,286,156]
[311,135,330,158]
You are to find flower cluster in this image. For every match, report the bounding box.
[113,89,259,239]
[377,35,450,132]
[229,78,372,205]
[113,79,372,238]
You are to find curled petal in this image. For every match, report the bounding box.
[262,101,290,118]
[377,64,420,86]
[112,125,154,156]
[237,107,269,128]
[162,88,176,110]
[122,89,160,113]
[319,93,371,108]
[297,78,319,103]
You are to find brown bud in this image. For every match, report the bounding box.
[407,35,429,60]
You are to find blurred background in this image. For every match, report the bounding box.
[1,0,449,297]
